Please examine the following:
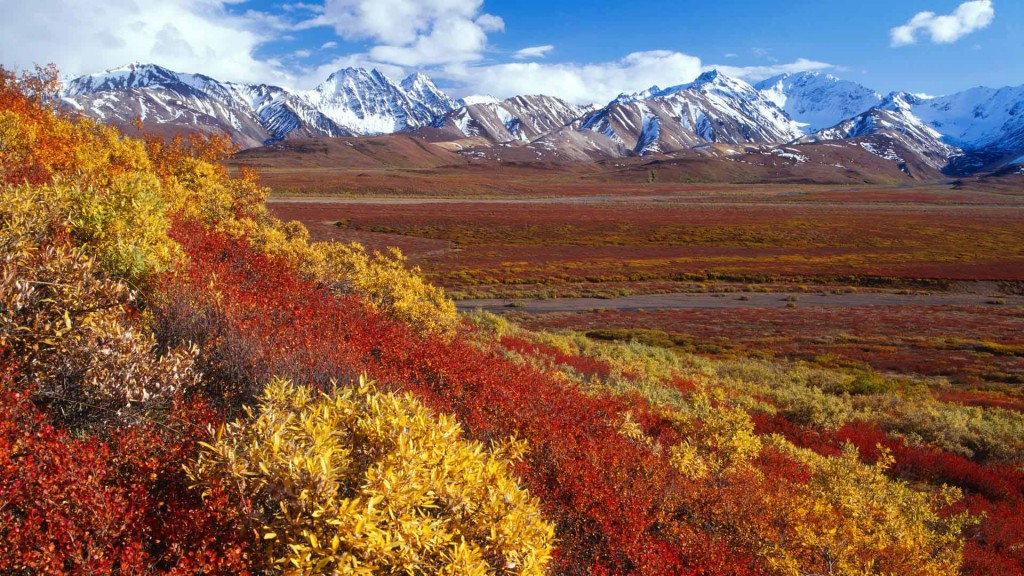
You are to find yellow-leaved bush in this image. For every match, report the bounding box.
[669,390,763,480]
[187,377,554,575]
[313,242,459,337]
[762,437,972,576]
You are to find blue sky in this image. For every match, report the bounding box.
[1,0,1020,102]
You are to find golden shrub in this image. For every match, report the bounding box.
[313,242,459,337]
[765,437,971,576]
[188,377,554,575]
[669,390,763,480]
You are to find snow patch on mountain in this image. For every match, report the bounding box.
[755,72,882,132]
[459,95,502,106]
[635,107,662,154]
[859,141,903,163]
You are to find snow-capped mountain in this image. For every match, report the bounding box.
[755,72,882,132]
[801,86,1024,174]
[401,72,458,121]
[799,92,960,171]
[59,63,1024,175]
[64,62,218,97]
[61,63,457,147]
[547,70,803,158]
[308,68,455,136]
[433,95,589,143]
[899,86,1024,174]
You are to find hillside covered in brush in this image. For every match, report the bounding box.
[2,66,1023,576]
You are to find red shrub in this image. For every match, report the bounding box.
[0,360,255,575]
[500,335,615,382]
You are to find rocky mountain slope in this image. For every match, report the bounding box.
[800,88,1024,175]
[799,92,961,172]
[514,71,804,161]
[904,86,1024,174]
[429,95,589,144]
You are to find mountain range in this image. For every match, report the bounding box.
[60,63,1024,176]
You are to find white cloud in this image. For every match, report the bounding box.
[751,47,779,63]
[890,1,994,47]
[321,41,338,49]
[304,0,502,66]
[514,45,555,59]
[442,50,703,105]
[706,58,835,82]
[0,0,291,85]
[282,2,324,13]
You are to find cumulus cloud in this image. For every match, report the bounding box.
[514,45,555,59]
[303,0,502,66]
[0,0,290,84]
[706,58,835,82]
[442,50,703,105]
[890,1,994,47]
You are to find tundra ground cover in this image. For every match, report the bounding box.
[268,199,1024,294]
[511,305,1024,388]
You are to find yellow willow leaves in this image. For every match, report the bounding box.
[310,242,459,337]
[669,390,763,480]
[187,377,554,575]
[763,436,972,576]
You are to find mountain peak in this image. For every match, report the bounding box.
[401,72,456,118]
[91,62,173,78]
[326,67,388,82]
[609,85,663,106]
[311,67,456,135]
[686,70,753,92]
[647,70,753,101]
[63,62,210,97]
[880,91,920,111]
[401,71,433,86]
[691,69,726,85]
